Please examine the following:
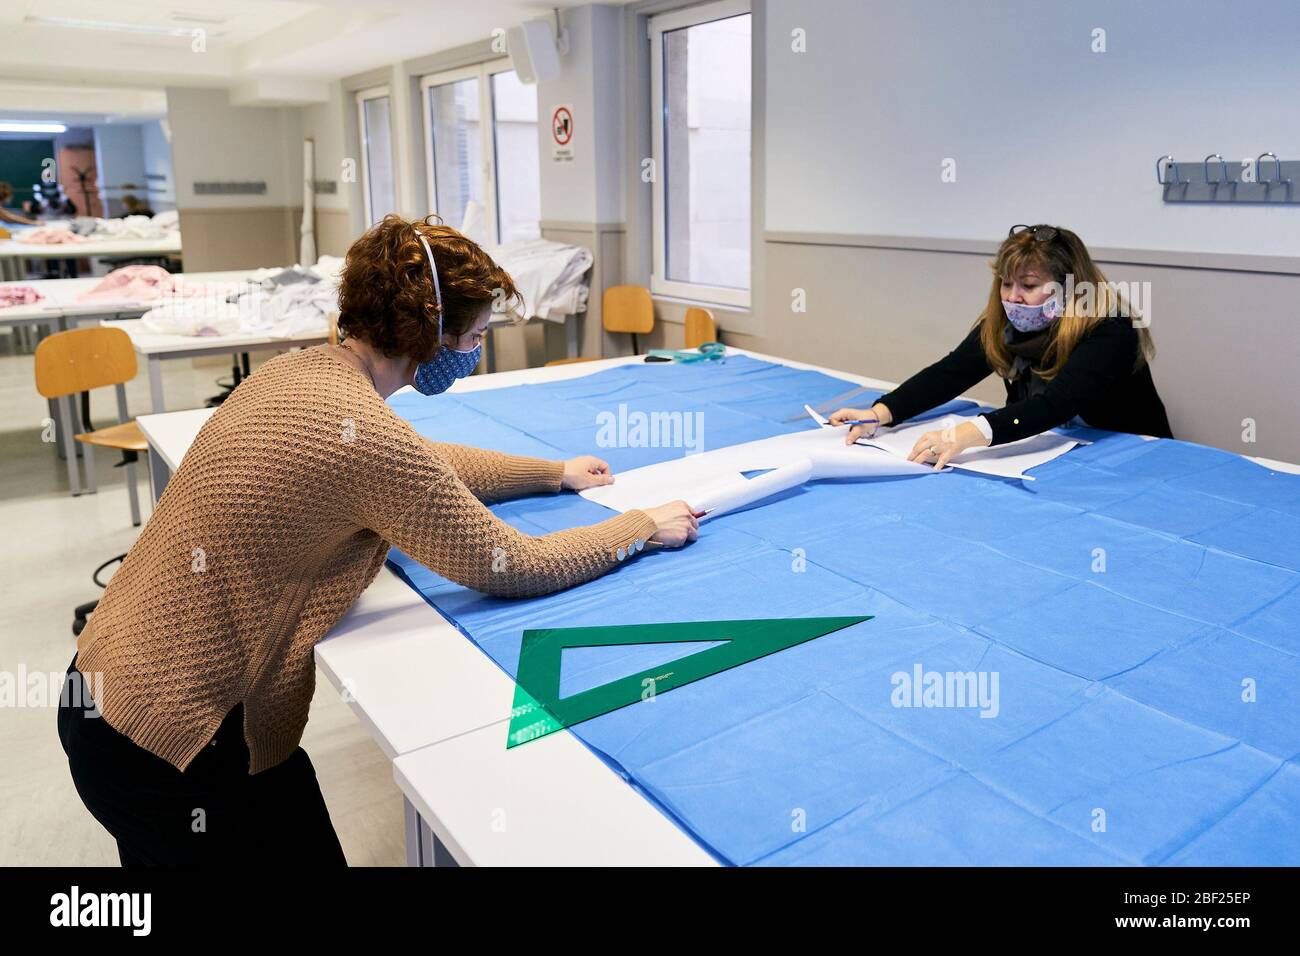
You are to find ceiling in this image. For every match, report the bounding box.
[0,0,612,100]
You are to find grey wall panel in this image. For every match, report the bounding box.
[718,239,1300,462]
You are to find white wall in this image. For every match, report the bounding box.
[92,123,145,216]
[536,4,626,224]
[139,119,175,210]
[299,81,351,212]
[765,0,1300,256]
[165,87,301,209]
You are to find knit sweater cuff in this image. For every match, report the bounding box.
[591,509,660,563]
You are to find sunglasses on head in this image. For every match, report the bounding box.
[1009,224,1059,242]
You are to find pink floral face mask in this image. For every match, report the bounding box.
[1001,295,1062,332]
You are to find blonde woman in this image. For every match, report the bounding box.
[831,224,1171,467]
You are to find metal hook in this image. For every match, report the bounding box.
[1255,152,1290,185]
[1203,153,1230,185]
[1155,155,1183,185]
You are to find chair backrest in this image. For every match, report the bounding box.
[602,285,654,335]
[684,307,717,349]
[328,310,340,346]
[34,326,138,399]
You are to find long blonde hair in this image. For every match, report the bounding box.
[978,226,1154,381]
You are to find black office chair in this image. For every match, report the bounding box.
[72,555,125,636]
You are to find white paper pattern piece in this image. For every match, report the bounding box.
[803,403,830,426]
[694,458,814,518]
[859,414,1080,481]
[581,426,932,518]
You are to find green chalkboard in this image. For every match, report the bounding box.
[0,139,55,208]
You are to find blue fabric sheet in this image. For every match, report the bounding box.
[384,354,1300,865]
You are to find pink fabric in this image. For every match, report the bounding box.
[0,285,44,308]
[14,227,86,245]
[76,265,194,303]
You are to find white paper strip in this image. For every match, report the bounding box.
[581,426,930,516]
[694,457,814,519]
[859,414,1079,481]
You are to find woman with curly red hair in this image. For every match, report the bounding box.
[58,214,697,866]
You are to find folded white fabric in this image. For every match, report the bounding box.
[489,239,593,322]
[137,257,341,338]
[310,255,345,281]
[237,282,337,337]
[90,215,174,240]
[140,299,242,337]
[152,210,180,231]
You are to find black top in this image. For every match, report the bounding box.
[877,317,1173,445]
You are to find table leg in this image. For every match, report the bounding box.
[403,797,459,867]
[404,797,421,866]
[148,355,165,414]
[418,811,436,866]
[431,829,458,867]
[145,448,171,505]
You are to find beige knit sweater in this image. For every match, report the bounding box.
[76,346,658,774]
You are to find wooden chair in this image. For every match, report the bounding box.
[684,307,717,349]
[545,284,655,366]
[328,310,340,346]
[34,326,146,526]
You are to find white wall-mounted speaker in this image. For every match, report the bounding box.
[507,19,562,85]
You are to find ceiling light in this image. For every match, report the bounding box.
[169,12,230,26]
[24,15,196,38]
[0,121,68,134]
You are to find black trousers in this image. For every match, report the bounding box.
[58,655,347,867]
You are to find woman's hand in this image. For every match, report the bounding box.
[830,403,892,445]
[642,500,700,548]
[907,420,990,469]
[561,455,614,491]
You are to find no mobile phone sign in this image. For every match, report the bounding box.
[551,104,574,163]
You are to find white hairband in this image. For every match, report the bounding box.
[418,234,444,336]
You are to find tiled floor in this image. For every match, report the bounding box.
[0,332,404,866]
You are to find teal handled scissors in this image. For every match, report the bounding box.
[645,341,726,364]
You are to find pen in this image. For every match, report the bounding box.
[825,418,877,426]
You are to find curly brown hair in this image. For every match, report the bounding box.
[337,214,522,362]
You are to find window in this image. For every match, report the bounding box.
[356,86,397,226]
[491,70,541,244]
[421,61,541,246]
[650,0,752,307]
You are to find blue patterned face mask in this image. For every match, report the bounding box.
[413,234,482,395]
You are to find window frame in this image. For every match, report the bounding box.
[649,0,753,309]
[420,57,534,246]
[355,84,395,227]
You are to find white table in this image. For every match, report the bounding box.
[0,234,181,280]
[5,271,321,482]
[134,348,1300,866]
[0,270,265,343]
[104,320,328,414]
[0,278,125,352]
